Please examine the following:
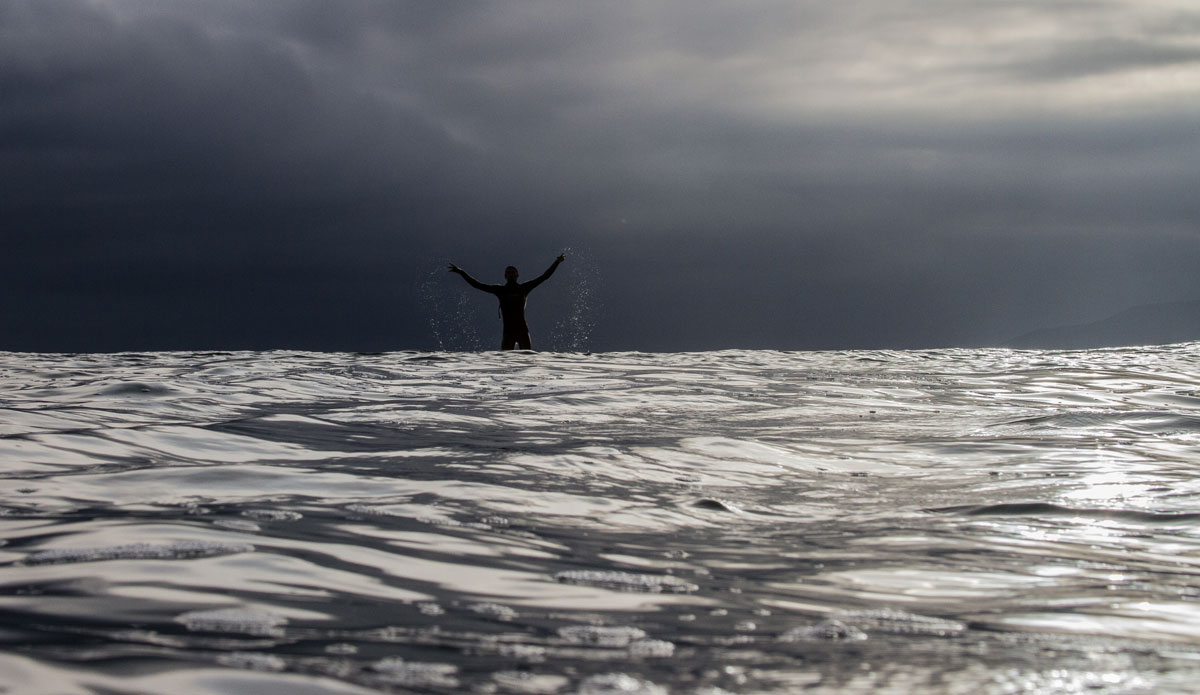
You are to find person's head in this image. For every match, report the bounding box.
[504,266,519,282]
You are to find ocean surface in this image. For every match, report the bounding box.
[2,345,1200,694]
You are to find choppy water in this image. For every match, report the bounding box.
[2,345,1200,694]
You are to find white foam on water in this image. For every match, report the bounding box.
[417,602,445,616]
[555,570,700,594]
[371,657,459,689]
[21,541,254,566]
[216,651,287,671]
[176,607,288,636]
[626,639,675,658]
[779,620,869,642]
[241,509,303,521]
[325,642,358,655]
[835,607,967,637]
[468,602,518,621]
[493,671,571,694]
[558,625,648,647]
[575,672,668,695]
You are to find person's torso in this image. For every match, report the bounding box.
[495,284,529,325]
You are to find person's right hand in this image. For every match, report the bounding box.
[447,263,460,273]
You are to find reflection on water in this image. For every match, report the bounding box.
[2,345,1200,693]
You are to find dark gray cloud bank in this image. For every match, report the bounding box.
[4,0,1200,352]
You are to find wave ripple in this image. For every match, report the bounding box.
[2,345,1200,693]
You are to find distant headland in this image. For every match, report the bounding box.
[1007,299,1200,349]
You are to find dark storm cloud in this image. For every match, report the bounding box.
[4,0,1200,351]
[3,2,464,215]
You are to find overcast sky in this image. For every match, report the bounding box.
[4,0,1200,352]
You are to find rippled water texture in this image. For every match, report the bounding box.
[3,345,1200,694]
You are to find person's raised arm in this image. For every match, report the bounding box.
[522,254,565,291]
[448,263,494,293]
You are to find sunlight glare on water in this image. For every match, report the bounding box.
[2,344,1200,693]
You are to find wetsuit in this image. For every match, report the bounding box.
[452,258,562,350]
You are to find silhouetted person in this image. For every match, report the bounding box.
[448,254,565,350]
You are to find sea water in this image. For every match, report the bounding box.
[2,345,1200,694]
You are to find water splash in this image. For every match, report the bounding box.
[550,244,599,352]
[417,250,596,352]
[416,263,485,351]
